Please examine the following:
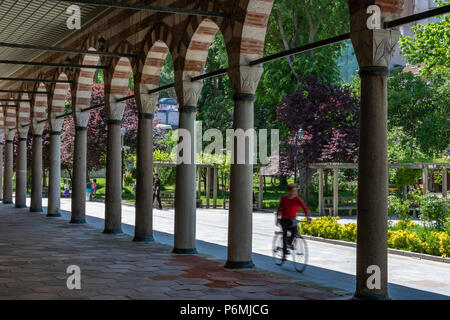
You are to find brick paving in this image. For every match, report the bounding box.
[0,205,351,300]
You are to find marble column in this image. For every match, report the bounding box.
[0,142,3,201]
[173,105,198,254]
[15,135,28,208]
[47,131,61,217]
[3,139,13,204]
[351,28,400,300]
[104,120,123,234]
[71,126,87,224]
[134,113,154,241]
[225,65,263,269]
[30,134,43,212]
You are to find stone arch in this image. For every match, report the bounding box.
[5,99,16,140]
[31,83,48,135]
[182,19,220,79]
[73,47,101,126]
[135,23,174,114]
[229,0,274,66]
[49,73,70,132]
[18,93,31,129]
[174,18,222,106]
[105,57,133,120]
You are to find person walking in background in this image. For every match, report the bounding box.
[153,173,162,210]
[91,179,97,199]
[63,180,70,198]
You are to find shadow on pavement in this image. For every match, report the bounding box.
[42,206,449,300]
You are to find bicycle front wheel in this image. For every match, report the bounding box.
[272,233,284,265]
[292,236,308,273]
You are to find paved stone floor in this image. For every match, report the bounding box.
[0,205,351,300]
[48,197,450,299]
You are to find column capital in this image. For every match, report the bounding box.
[227,65,263,95]
[18,127,29,139]
[5,129,16,141]
[135,89,159,114]
[177,80,203,107]
[351,29,400,69]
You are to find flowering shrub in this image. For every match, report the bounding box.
[396,220,417,229]
[299,217,356,241]
[299,217,450,257]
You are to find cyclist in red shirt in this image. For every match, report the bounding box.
[276,184,310,258]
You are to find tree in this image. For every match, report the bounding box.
[399,0,450,76]
[255,0,349,131]
[197,32,233,140]
[395,0,450,158]
[59,83,163,178]
[388,69,449,158]
[277,76,360,199]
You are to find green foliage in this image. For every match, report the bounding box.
[197,32,233,136]
[392,166,422,188]
[388,196,412,221]
[256,0,350,131]
[153,149,173,162]
[123,172,134,187]
[388,70,450,158]
[159,53,176,99]
[399,0,450,75]
[418,195,450,231]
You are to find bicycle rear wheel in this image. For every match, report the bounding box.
[272,233,284,265]
[292,236,308,273]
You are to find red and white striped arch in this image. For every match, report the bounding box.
[17,93,31,138]
[141,40,170,91]
[231,0,274,65]
[107,57,132,120]
[32,83,48,134]
[183,19,220,79]
[136,23,173,114]
[74,49,100,126]
[50,73,70,131]
[5,100,16,140]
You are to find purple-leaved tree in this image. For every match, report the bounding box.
[276,76,360,200]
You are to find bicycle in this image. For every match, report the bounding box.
[272,219,309,273]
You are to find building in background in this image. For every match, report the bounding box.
[154,97,179,130]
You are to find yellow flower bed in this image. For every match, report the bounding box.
[299,217,450,258]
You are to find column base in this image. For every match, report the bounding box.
[172,248,198,254]
[3,201,13,204]
[133,236,154,242]
[224,261,255,269]
[47,213,61,217]
[15,205,27,208]
[352,293,390,300]
[103,229,123,234]
[30,208,43,213]
[70,218,86,224]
